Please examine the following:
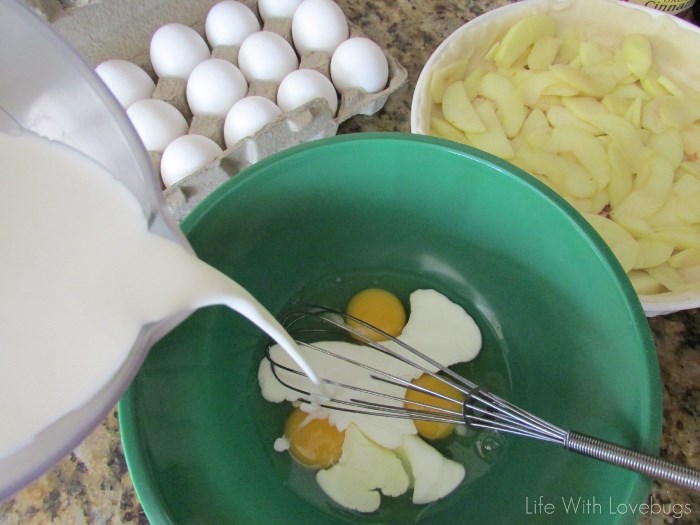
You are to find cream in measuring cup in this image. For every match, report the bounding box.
[0,128,315,458]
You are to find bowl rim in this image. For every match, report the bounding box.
[409,0,700,317]
[119,132,662,524]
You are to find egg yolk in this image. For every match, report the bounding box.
[284,407,345,469]
[404,373,465,440]
[345,288,407,342]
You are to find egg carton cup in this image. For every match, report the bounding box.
[161,16,406,221]
[50,0,407,222]
[164,97,337,219]
[153,18,407,148]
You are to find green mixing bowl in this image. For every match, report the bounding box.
[119,133,661,524]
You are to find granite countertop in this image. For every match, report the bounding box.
[1,0,699,523]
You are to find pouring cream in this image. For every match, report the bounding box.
[0,129,316,459]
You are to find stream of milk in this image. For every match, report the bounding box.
[0,129,316,458]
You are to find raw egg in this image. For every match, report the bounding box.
[186,58,248,117]
[126,99,188,153]
[149,23,210,79]
[284,407,345,469]
[276,69,338,115]
[330,37,389,93]
[260,288,483,512]
[205,1,260,48]
[291,0,349,54]
[95,59,155,108]
[404,373,465,440]
[346,288,406,342]
[258,0,303,21]
[160,134,223,188]
[237,31,299,83]
[223,95,282,147]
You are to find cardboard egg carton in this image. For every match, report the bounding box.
[50,0,408,221]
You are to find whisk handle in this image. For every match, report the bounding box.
[566,431,700,492]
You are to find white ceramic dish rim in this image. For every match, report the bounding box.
[409,0,700,316]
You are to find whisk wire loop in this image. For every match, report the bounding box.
[272,306,567,441]
[266,338,465,425]
[283,307,479,393]
[266,304,700,492]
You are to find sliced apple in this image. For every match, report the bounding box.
[493,14,557,68]
[622,34,652,79]
[441,80,486,133]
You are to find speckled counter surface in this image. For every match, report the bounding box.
[1,1,699,523]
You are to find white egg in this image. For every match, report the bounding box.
[237,31,299,83]
[223,96,282,147]
[205,1,260,48]
[276,69,338,115]
[292,0,349,54]
[126,99,189,152]
[258,0,303,21]
[95,59,155,108]
[330,37,389,93]
[186,59,248,117]
[149,23,210,79]
[160,134,223,188]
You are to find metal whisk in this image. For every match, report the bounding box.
[264,305,700,492]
